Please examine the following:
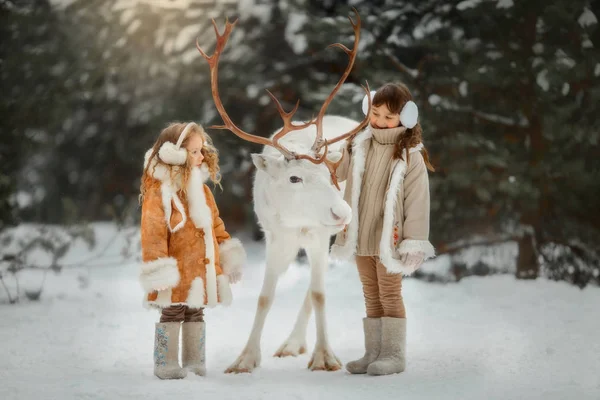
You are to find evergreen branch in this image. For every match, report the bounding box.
[381,48,419,79]
[437,235,518,256]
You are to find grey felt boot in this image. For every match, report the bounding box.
[182,322,206,376]
[154,322,187,379]
[345,318,381,374]
[367,317,406,376]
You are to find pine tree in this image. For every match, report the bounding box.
[301,0,600,285]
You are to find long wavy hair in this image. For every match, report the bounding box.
[139,122,221,203]
[369,83,435,171]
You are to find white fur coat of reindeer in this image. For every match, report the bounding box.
[197,10,371,372]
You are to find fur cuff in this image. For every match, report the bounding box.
[329,243,354,262]
[379,256,419,276]
[219,238,246,275]
[218,274,232,306]
[139,257,180,293]
[397,239,435,259]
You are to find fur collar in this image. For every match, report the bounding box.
[353,126,424,155]
[330,127,425,271]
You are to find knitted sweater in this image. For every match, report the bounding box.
[356,126,405,256]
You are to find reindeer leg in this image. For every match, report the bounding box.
[274,288,312,358]
[305,236,342,371]
[225,236,298,374]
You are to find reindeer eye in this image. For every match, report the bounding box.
[289,176,303,183]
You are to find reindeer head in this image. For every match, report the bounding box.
[197,9,371,231]
[250,120,356,231]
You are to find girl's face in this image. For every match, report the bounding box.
[185,133,205,167]
[370,103,400,129]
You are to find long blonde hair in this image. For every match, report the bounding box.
[139,122,221,203]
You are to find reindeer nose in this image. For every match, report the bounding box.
[330,208,342,221]
[330,202,352,226]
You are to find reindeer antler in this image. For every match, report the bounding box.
[310,8,372,153]
[197,9,371,187]
[196,18,313,160]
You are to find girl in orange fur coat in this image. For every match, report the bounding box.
[139,122,246,379]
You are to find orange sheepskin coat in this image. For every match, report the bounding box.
[139,150,245,309]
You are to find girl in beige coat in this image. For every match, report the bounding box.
[331,83,435,376]
[139,122,246,379]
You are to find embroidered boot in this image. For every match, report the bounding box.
[182,321,206,376]
[345,318,381,374]
[154,322,187,379]
[367,317,406,376]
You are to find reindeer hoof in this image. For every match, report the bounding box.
[225,349,261,374]
[274,339,307,358]
[308,347,342,371]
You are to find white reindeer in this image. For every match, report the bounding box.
[196,10,371,372]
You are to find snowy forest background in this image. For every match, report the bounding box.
[1,1,600,399]
[2,0,600,301]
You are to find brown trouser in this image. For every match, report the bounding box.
[355,256,406,318]
[159,305,204,323]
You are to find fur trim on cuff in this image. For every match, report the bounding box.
[397,239,435,259]
[186,277,205,308]
[219,238,246,276]
[382,261,418,276]
[329,243,354,263]
[217,274,232,306]
[139,257,180,293]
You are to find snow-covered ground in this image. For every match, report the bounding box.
[1,224,599,400]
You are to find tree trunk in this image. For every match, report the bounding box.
[516,232,539,279]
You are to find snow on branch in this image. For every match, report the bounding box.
[0,224,139,304]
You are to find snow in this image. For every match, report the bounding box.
[238,0,272,24]
[582,37,594,49]
[52,0,242,11]
[459,81,468,97]
[126,19,142,35]
[285,12,308,54]
[1,223,599,399]
[536,69,549,92]
[413,17,444,40]
[472,109,528,127]
[357,30,375,53]
[12,191,33,209]
[387,32,410,47]
[578,8,598,28]
[246,84,260,99]
[496,0,513,9]
[457,0,483,11]
[119,8,135,25]
[428,94,442,106]
[486,50,503,60]
[174,25,200,52]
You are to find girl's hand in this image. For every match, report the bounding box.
[400,252,425,270]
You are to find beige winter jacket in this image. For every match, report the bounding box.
[330,126,435,275]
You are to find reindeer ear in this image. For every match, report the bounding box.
[251,153,280,173]
[251,154,268,171]
[326,151,343,163]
